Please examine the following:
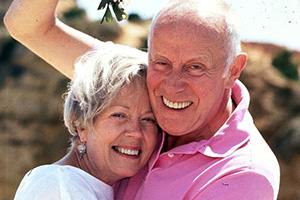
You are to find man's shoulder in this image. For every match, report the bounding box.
[224,130,280,192]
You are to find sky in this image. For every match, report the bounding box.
[77,0,300,52]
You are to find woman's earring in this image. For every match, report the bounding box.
[77,143,86,159]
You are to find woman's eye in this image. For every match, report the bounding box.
[142,118,157,125]
[112,113,125,118]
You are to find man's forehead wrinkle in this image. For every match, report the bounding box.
[158,0,224,18]
[156,2,227,35]
[154,18,226,50]
[149,0,227,46]
[150,0,231,69]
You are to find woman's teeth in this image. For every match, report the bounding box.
[113,146,139,156]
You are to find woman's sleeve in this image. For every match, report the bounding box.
[14,168,102,200]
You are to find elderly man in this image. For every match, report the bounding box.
[4,0,280,199]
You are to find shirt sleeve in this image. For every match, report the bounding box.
[185,170,275,200]
[14,168,102,200]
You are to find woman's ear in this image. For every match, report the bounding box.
[226,53,247,88]
[76,127,88,143]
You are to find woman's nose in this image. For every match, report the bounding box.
[124,120,143,139]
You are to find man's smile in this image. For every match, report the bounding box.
[162,96,193,109]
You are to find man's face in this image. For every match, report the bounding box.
[147,18,232,138]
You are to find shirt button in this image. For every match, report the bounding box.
[168,153,174,158]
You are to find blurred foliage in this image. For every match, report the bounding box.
[139,37,148,52]
[63,7,86,20]
[272,119,300,162]
[272,50,299,81]
[128,13,142,22]
[0,37,17,61]
[0,37,25,86]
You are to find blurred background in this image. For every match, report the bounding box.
[1,0,300,199]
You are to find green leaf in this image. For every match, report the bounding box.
[100,6,113,23]
[98,0,109,10]
[112,3,128,21]
[105,6,113,23]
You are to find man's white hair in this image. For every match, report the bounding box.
[148,0,242,76]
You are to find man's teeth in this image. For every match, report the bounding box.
[163,97,192,109]
[114,147,139,156]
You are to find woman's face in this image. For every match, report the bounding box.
[83,79,158,185]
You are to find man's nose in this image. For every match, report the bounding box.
[163,70,186,93]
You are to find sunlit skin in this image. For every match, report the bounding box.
[74,79,158,185]
[147,4,247,150]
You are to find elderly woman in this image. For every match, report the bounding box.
[14,44,159,200]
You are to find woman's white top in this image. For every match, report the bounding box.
[14,165,114,200]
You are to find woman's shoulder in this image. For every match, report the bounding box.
[14,164,114,200]
[14,165,66,199]
[19,164,87,181]
[23,164,62,175]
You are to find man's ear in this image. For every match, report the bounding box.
[76,127,88,143]
[226,53,247,88]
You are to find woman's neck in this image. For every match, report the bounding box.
[55,143,121,186]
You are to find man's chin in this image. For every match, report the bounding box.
[161,124,191,136]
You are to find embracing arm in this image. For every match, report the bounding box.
[4,0,97,79]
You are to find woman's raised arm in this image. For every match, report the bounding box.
[4,0,97,79]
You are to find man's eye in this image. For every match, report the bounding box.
[151,60,170,72]
[156,61,167,65]
[186,64,206,76]
[191,65,202,69]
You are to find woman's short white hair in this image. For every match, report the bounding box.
[64,43,148,135]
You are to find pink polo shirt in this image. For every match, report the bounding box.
[115,80,280,200]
